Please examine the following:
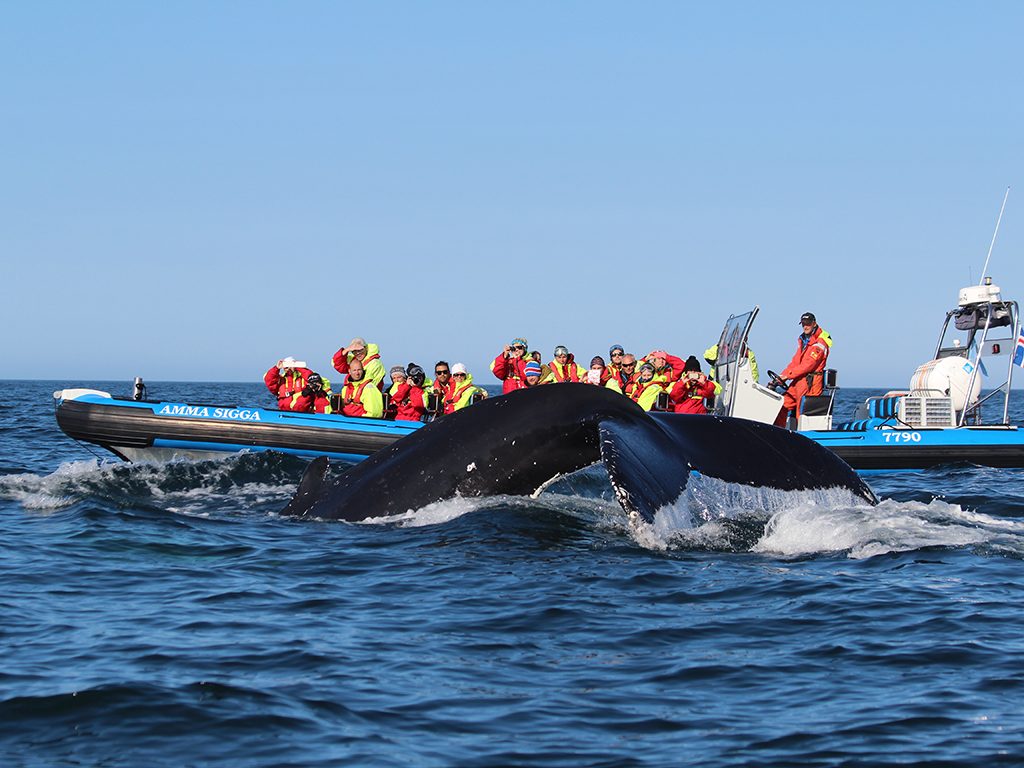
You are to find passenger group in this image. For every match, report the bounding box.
[263,312,832,427]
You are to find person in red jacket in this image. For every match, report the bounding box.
[423,361,453,420]
[775,311,832,425]
[264,357,314,411]
[642,349,685,384]
[669,356,717,414]
[431,361,453,399]
[339,359,384,418]
[391,365,429,422]
[289,372,332,414]
[332,337,386,390]
[491,337,531,393]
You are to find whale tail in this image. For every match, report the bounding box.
[280,384,876,523]
[598,418,686,525]
[601,412,877,524]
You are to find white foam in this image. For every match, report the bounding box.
[627,474,871,552]
[0,459,109,510]
[366,490,622,530]
[369,494,487,527]
[628,474,1019,559]
[163,482,297,516]
[753,498,992,559]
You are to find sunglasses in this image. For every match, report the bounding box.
[611,351,623,357]
[435,370,450,375]
[622,363,636,368]
[512,345,525,351]
[452,373,467,378]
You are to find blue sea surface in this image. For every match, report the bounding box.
[3,379,1024,766]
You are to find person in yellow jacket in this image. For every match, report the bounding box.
[703,342,758,387]
[444,363,488,414]
[339,359,384,418]
[333,337,386,390]
[547,345,587,383]
[629,362,666,411]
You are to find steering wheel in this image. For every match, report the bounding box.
[766,370,790,392]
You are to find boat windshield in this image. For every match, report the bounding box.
[717,311,754,369]
[936,302,1016,358]
[713,308,759,418]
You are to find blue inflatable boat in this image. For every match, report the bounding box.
[54,388,422,463]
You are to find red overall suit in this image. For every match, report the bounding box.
[491,353,530,393]
[779,326,830,420]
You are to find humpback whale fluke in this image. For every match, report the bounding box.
[283,384,876,523]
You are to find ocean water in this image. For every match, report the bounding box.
[4,379,1024,767]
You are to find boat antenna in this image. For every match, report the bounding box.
[979,185,1010,284]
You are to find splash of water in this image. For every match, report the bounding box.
[755,498,1023,559]
[614,473,1024,559]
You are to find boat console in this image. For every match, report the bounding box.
[709,308,786,424]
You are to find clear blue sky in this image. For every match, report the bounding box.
[4,2,1022,386]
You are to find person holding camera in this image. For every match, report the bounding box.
[264,357,316,411]
[390,365,429,422]
[491,337,532,393]
[289,372,333,414]
[668,356,717,414]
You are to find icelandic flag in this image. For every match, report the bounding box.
[1015,334,1024,368]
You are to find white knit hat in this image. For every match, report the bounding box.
[451,363,468,375]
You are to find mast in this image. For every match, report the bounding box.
[980,186,1010,283]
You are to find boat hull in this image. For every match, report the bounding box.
[805,427,1024,470]
[55,393,422,463]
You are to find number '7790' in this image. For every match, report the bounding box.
[883,432,921,443]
